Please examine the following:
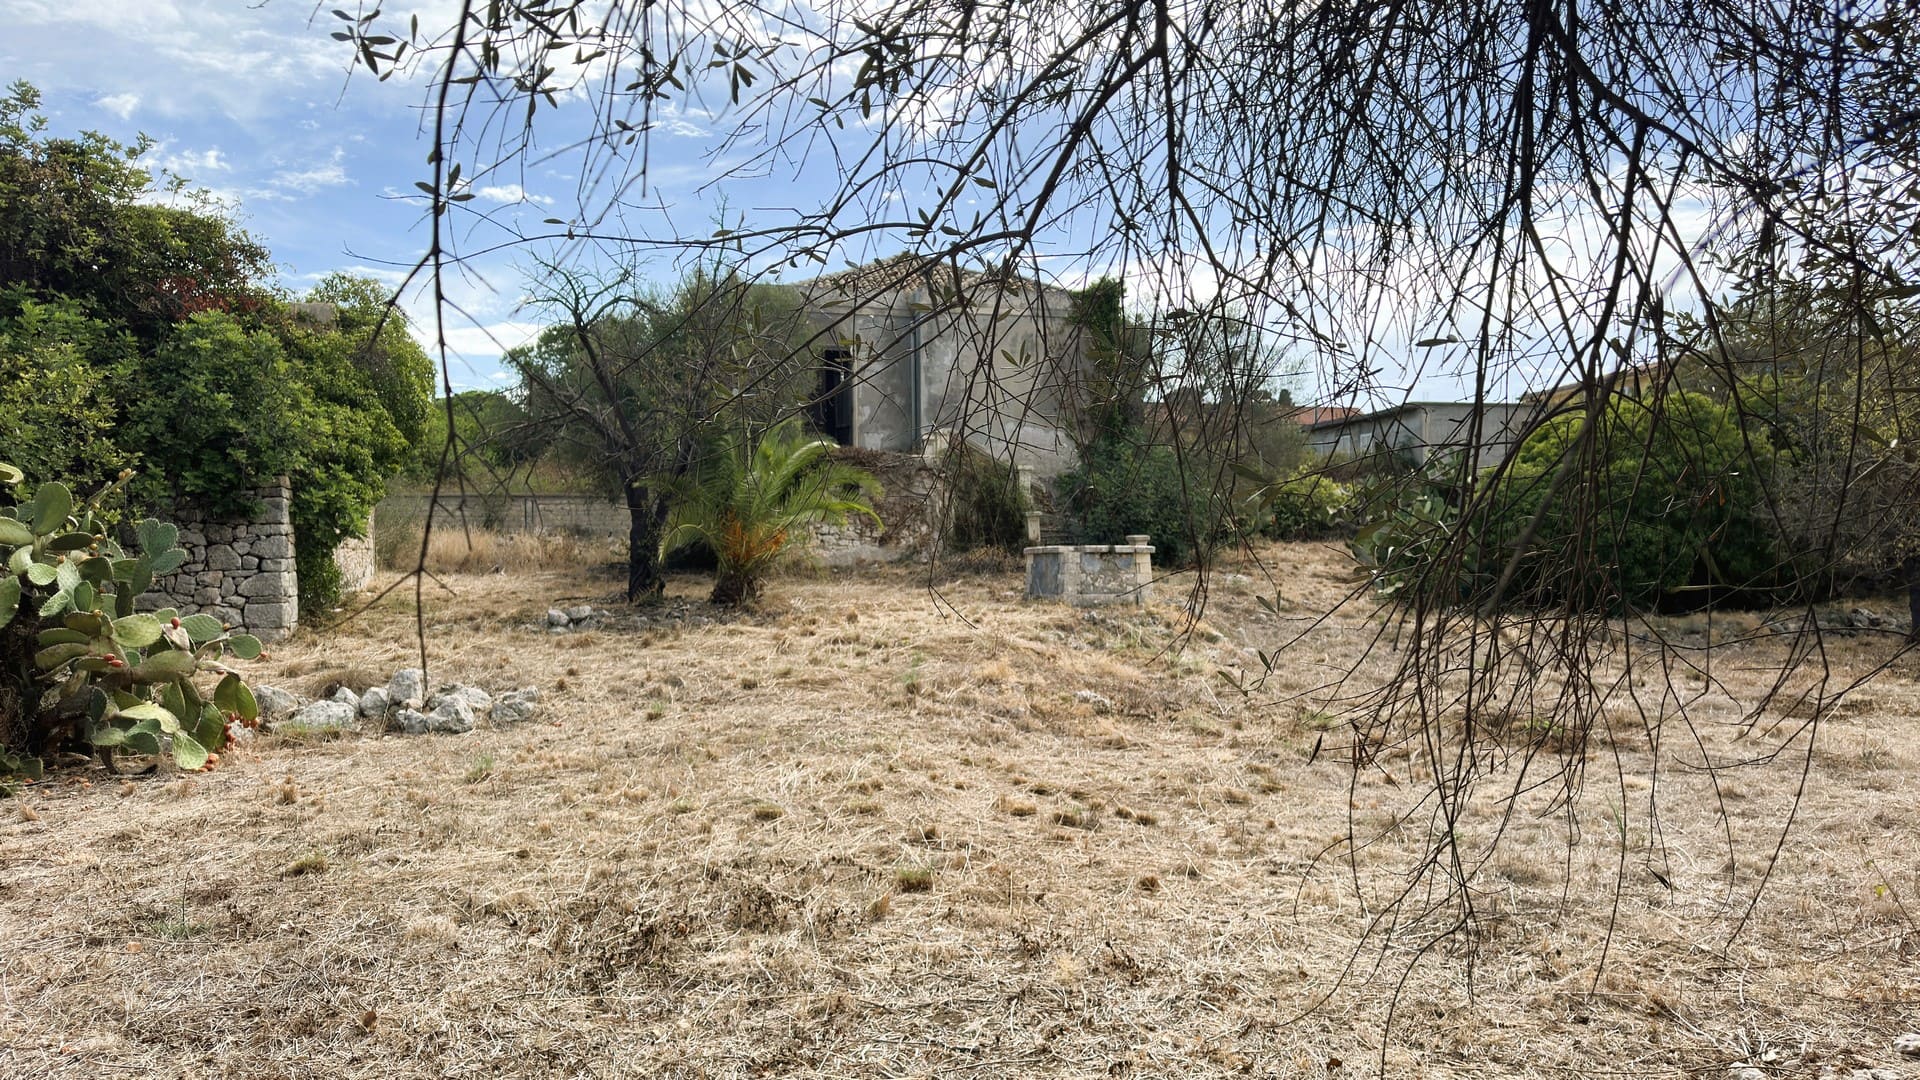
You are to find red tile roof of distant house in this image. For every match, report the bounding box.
[1285,406,1359,427]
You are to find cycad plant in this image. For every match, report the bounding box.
[662,421,882,605]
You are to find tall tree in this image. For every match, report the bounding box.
[509,260,815,600]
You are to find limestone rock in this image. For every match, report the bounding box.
[1074,689,1115,714]
[565,605,595,623]
[427,699,476,734]
[1896,1032,1920,1056]
[330,686,360,707]
[252,684,301,723]
[387,668,426,710]
[547,608,570,628]
[427,684,492,718]
[358,686,390,720]
[288,700,357,732]
[389,707,431,735]
[494,688,541,725]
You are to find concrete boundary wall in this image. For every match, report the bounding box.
[376,493,630,538]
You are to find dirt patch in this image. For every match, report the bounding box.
[3,544,1919,1077]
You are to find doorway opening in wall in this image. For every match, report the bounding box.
[809,348,855,446]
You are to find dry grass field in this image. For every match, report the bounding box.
[4,542,1920,1078]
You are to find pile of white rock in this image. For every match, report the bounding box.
[546,605,603,632]
[250,668,542,737]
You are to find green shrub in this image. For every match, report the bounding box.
[945,447,1029,553]
[0,87,434,619]
[1060,431,1220,566]
[1257,464,1353,540]
[1485,392,1779,608]
[1353,393,1782,611]
[0,466,261,785]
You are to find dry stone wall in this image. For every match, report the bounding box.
[807,448,945,565]
[141,482,298,641]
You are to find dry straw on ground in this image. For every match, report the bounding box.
[3,543,1919,1078]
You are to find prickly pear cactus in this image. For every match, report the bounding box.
[0,464,262,786]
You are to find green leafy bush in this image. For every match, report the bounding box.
[1352,394,1782,611]
[0,86,435,618]
[1485,392,1779,608]
[1254,464,1353,540]
[1060,431,1219,566]
[945,446,1029,553]
[0,466,261,785]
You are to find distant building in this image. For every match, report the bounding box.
[1305,400,1535,468]
[1285,405,1358,428]
[797,256,1092,479]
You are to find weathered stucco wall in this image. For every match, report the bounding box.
[804,276,1087,479]
[141,482,299,641]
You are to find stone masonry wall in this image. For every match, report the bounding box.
[141,482,298,641]
[1024,535,1155,606]
[807,448,946,566]
[334,527,375,593]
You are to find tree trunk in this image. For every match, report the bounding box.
[625,484,668,602]
[709,568,760,607]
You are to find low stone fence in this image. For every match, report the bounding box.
[1024,534,1156,606]
[141,482,299,641]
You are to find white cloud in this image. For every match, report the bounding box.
[431,320,545,361]
[94,92,139,120]
[267,147,350,196]
[473,183,555,206]
[150,143,231,176]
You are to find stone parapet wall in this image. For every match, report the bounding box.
[1024,535,1155,606]
[141,482,299,641]
[807,448,945,566]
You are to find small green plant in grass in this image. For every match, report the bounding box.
[1298,708,1340,731]
[893,865,934,893]
[464,754,495,784]
[149,916,214,940]
[899,652,925,697]
[285,850,329,876]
